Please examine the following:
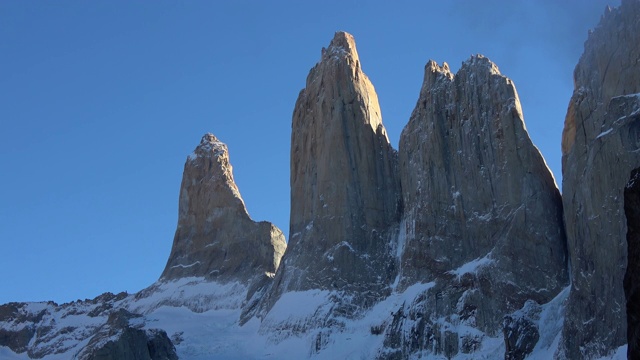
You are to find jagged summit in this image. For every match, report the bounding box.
[423,55,507,89]
[160,133,286,281]
[463,54,501,73]
[258,31,401,318]
[188,132,227,160]
[200,132,218,144]
[425,59,451,73]
[390,51,568,357]
[328,31,355,51]
[310,31,386,139]
[183,133,245,212]
[322,31,359,63]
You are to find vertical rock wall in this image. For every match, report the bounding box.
[161,133,286,283]
[397,56,567,334]
[560,0,640,358]
[264,31,402,310]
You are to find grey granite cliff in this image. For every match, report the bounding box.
[561,0,640,358]
[262,32,402,312]
[161,133,286,283]
[380,55,568,358]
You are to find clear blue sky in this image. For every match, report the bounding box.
[0,1,618,304]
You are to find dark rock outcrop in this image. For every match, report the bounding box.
[262,32,402,311]
[503,317,539,360]
[0,302,48,355]
[625,168,640,360]
[78,309,177,360]
[161,133,287,282]
[503,301,541,360]
[0,293,131,359]
[560,0,640,358]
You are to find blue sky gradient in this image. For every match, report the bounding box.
[0,1,618,304]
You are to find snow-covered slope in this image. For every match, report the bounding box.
[4,275,622,360]
[2,2,637,358]
[0,278,247,359]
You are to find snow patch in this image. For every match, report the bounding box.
[265,290,332,323]
[596,128,613,139]
[526,286,570,359]
[336,241,354,252]
[127,277,246,314]
[391,219,408,290]
[614,92,640,100]
[0,347,31,359]
[142,306,264,360]
[170,261,201,269]
[448,253,493,279]
[593,345,628,360]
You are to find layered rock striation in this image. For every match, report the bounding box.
[262,32,402,312]
[561,0,640,358]
[400,55,567,317]
[378,55,568,358]
[161,133,286,282]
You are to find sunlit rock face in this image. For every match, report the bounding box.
[4,2,640,355]
[254,31,569,359]
[160,133,286,283]
[378,55,568,358]
[560,0,640,357]
[261,31,402,315]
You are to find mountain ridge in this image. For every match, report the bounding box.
[2,2,639,358]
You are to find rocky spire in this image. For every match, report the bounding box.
[385,54,568,357]
[160,133,286,282]
[262,31,401,310]
[561,0,640,358]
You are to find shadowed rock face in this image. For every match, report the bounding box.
[560,0,640,357]
[78,309,177,360]
[254,32,569,359]
[376,55,567,358]
[400,55,567,296]
[397,56,567,332]
[625,168,640,359]
[263,31,402,311]
[161,133,286,282]
[0,302,48,355]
